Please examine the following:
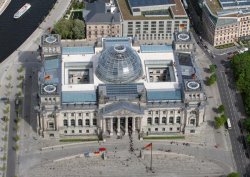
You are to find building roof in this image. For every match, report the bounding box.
[127,0,175,8]
[140,45,173,53]
[147,89,182,101]
[62,91,96,103]
[117,0,172,20]
[62,46,95,55]
[219,0,250,10]
[103,37,132,49]
[84,0,120,24]
[42,57,60,84]
[170,0,187,16]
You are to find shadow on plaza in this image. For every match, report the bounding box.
[17,50,41,134]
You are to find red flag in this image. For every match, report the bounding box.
[143,143,152,150]
[99,147,106,152]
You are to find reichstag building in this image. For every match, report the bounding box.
[38,33,206,138]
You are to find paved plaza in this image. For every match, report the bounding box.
[24,135,230,177]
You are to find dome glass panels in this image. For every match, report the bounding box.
[96,45,143,84]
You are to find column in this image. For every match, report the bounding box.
[110,118,113,135]
[132,117,135,133]
[139,117,143,132]
[125,117,128,135]
[117,117,120,136]
[103,119,106,133]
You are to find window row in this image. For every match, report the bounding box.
[63,112,96,117]
[44,97,56,101]
[64,129,90,134]
[148,127,180,132]
[147,117,181,125]
[148,110,181,114]
[63,119,97,126]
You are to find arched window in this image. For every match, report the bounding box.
[162,117,166,124]
[78,119,83,126]
[155,117,159,124]
[71,119,75,126]
[63,119,68,126]
[169,117,174,124]
[85,119,90,126]
[176,116,181,124]
[147,117,152,125]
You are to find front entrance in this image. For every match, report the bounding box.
[104,117,140,136]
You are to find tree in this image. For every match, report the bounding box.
[53,19,74,39]
[72,19,85,39]
[208,73,217,86]
[218,104,225,113]
[227,172,240,177]
[53,19,85,39]
[209,64,217,73]
[231,52,250,115]
[246,134,250,146]
[243,118,250,132]
[214,114,227,129]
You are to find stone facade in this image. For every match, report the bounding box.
[38,35,206,139]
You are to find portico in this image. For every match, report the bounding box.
[100,102,144,136]
[102,117,142,135]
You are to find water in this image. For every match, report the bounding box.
[0,0,57,61]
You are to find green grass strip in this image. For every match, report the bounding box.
[143,136,185,140]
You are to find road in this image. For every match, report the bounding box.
[192,31,250,176]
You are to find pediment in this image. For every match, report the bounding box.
[104,108,139,116]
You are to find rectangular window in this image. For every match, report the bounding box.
[49,122,54,128]
[93,119,97,126]
[78,113,82,116]
[71,113,74,117]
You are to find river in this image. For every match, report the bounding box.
[0,0,57,61]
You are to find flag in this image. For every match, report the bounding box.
[99,147,106,152]
[143,143,152,150]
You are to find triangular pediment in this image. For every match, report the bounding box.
[102,102,144,116]
[104,108,138,116]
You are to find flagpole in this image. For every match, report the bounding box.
[150,142,152,171]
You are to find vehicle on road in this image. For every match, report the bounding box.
[14,3,31,19]
[227,118,232,129]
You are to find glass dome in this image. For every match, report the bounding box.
[96,45,143,83]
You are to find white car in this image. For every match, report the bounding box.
[239,48,248,54]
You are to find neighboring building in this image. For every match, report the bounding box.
[38,34,206,138]
[84,0,122,41]
[173,31,194,52]
[201,0,250,46]
[116,0,190,44]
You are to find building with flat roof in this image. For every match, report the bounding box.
[116,0,189,44]
[38,34,205,139]
[83,0,122,41]
[201,0,250,46]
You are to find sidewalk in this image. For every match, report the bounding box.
[0,0,10,15]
